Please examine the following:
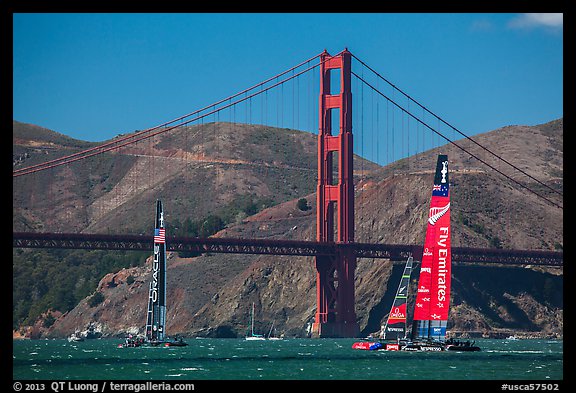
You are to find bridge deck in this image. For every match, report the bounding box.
[12,232,563,266]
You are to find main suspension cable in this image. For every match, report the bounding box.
[13,51,336,178]
[351,53,562,198]
[352,71,562,210]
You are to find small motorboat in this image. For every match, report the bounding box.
[445,338,480,352]
[164,338,188,347]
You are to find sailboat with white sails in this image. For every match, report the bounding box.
[266,321,284,340]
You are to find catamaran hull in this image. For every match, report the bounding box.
[351,341,383,350]
[165,340,189,347]
[402,343,445,351]
[118,338,189,348]
[351,341,445,351]
[352,340,480,352]
[446,344,480,352]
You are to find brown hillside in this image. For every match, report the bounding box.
[13,121,379,234]
[14,119,563,339]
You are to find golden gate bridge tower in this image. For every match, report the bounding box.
[313,49,359,337]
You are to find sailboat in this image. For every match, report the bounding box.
[266,322,284,340]
[351,256,413,351]
[353,154,479,352]
[144,199,168,346]
[120,200,187,348]
[379,256,414,350]
[402,154,452,351]
[245,302,266,340]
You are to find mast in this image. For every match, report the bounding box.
[412,155,451,342]
[145,281,154,339]
[146,200,167,342]
[251,303,255,337]
[380,256,413,340]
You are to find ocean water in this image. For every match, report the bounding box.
[13,338,563,381]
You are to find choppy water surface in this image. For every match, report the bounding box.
[13,338,562,380]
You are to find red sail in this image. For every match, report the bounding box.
[413,155,451,339]
[387,302,408,325]
[428,195,451,320]
[413,230,434,321]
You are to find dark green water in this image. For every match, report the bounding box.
[13,338,562,381]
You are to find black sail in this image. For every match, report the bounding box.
[145,200,167,342]
[380,257,413,340]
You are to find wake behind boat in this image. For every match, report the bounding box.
[352,155,480,353]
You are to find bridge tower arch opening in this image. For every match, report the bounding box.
[313,49,360,338]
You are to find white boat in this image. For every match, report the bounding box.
[245,336,266,341]
[266,322,284,340]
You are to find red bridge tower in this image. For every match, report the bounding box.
[312,49,360,338]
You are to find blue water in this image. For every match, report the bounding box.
[13,338,563,380]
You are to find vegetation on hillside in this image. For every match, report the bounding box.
[12,248,147,330]
[13,193,277,327]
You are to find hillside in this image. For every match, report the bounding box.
[12,119,563,339]
[13,120,379,234]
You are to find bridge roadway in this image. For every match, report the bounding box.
[12,232,563,266]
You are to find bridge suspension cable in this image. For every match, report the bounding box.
[351,56,563,211]
[13,48,562,210]
[13,51,330,178]
[352,54,562,200]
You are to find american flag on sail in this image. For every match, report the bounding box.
[154,228,166,244]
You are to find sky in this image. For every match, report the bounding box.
[13,13,563,151]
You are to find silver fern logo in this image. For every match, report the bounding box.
[428,203,450,225]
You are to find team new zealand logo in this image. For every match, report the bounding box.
[428,203,450,225]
